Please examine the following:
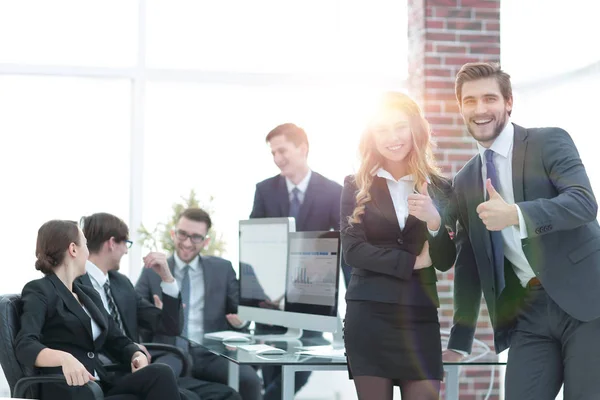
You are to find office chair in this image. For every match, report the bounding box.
[0,294,103,399]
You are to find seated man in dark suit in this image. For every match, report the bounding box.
[135,208,262,400]
[77,212,241,400]
[250,123,345,400]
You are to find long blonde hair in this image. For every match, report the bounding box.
[349,92,441,224]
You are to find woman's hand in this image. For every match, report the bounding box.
[408,182,441,231]
[414,241,432,270]
[131,351,149,373]
[60,353,95,386]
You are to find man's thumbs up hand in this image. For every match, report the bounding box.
[476,179,519,231]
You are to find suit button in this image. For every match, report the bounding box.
[87,352,95,359]
[397,238,404,245]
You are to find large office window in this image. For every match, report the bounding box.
[0,1,138,67]
[0,76,132,293]
[146,0,407,73]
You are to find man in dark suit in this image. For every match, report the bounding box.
[445,62,600,399]
[250,123,343,232]
[78,212,241,400]
[250,123,343,400]
[135,208,262,400]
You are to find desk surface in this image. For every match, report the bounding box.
[198,336,506,366]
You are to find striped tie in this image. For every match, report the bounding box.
[103,281,126,335]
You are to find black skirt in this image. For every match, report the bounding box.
[344,300,443,382]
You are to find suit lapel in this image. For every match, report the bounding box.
[275,175,290,217]
[371,177,402,232]
[512,124,528,203]
[295,173,319,231]
[49,274,94,340]
[107,273,133,339]
[74,283,108,347]
[199,256,210,331]
[464,158,494,268]
[168,256,176,277]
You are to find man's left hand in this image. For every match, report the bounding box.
[476,179,519,231]
[142,252,175,283]
[131,351,149,373]
[135,343,152,363]
[226,314,245,328]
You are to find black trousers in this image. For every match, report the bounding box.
[103,363,180,400]
[178,376,242,400]
[505,285,600,399]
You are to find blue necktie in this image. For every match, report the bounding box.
[485,149,505,296]
[289,187,301,219]
[180,265,191,337]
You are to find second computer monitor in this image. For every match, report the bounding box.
[285,231,340,321]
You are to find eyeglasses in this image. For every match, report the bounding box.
[124,240,133,249]
[175,229,206,244]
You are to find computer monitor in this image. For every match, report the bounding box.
[238,218,294,330]
[238,219,341,335]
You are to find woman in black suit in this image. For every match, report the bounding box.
[341,92,456,400]
[15,220,181,400]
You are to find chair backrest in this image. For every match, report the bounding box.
[0,294,37,397]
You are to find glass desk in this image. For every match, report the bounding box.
[198,335,505,400]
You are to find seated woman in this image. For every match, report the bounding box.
[15,219,181,400]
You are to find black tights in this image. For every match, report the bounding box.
[353,376,440,400]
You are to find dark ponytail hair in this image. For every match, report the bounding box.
[35,220,80,275]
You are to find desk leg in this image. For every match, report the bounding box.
[445,365,459,400]
[281,366,296,400]
[227,361,240,391]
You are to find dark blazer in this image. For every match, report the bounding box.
[250,171,343,232]
[341,174,456,307]
[15,274,140,399]
[135,255,240,344]
[76,271,183,342]
[448,124,600,354]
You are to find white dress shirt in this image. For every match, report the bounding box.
[477,121,535,287]
[376,168,438,236]
[80,305,101,341]
[285,169,312,204]
[173,253,205,343]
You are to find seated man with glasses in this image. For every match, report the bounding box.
[136,208,263,400]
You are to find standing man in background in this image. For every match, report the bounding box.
[250,123,343,400]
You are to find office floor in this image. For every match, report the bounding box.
[1,365,566,400]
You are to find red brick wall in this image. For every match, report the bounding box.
[407,0,502,398]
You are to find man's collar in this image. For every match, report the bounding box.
[86,260,108,286]
[285,169,312,194]
[173,252,200,271]
[477,120,514,160]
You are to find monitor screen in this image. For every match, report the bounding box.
[285,231,340,318]
[239,218,294,311]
